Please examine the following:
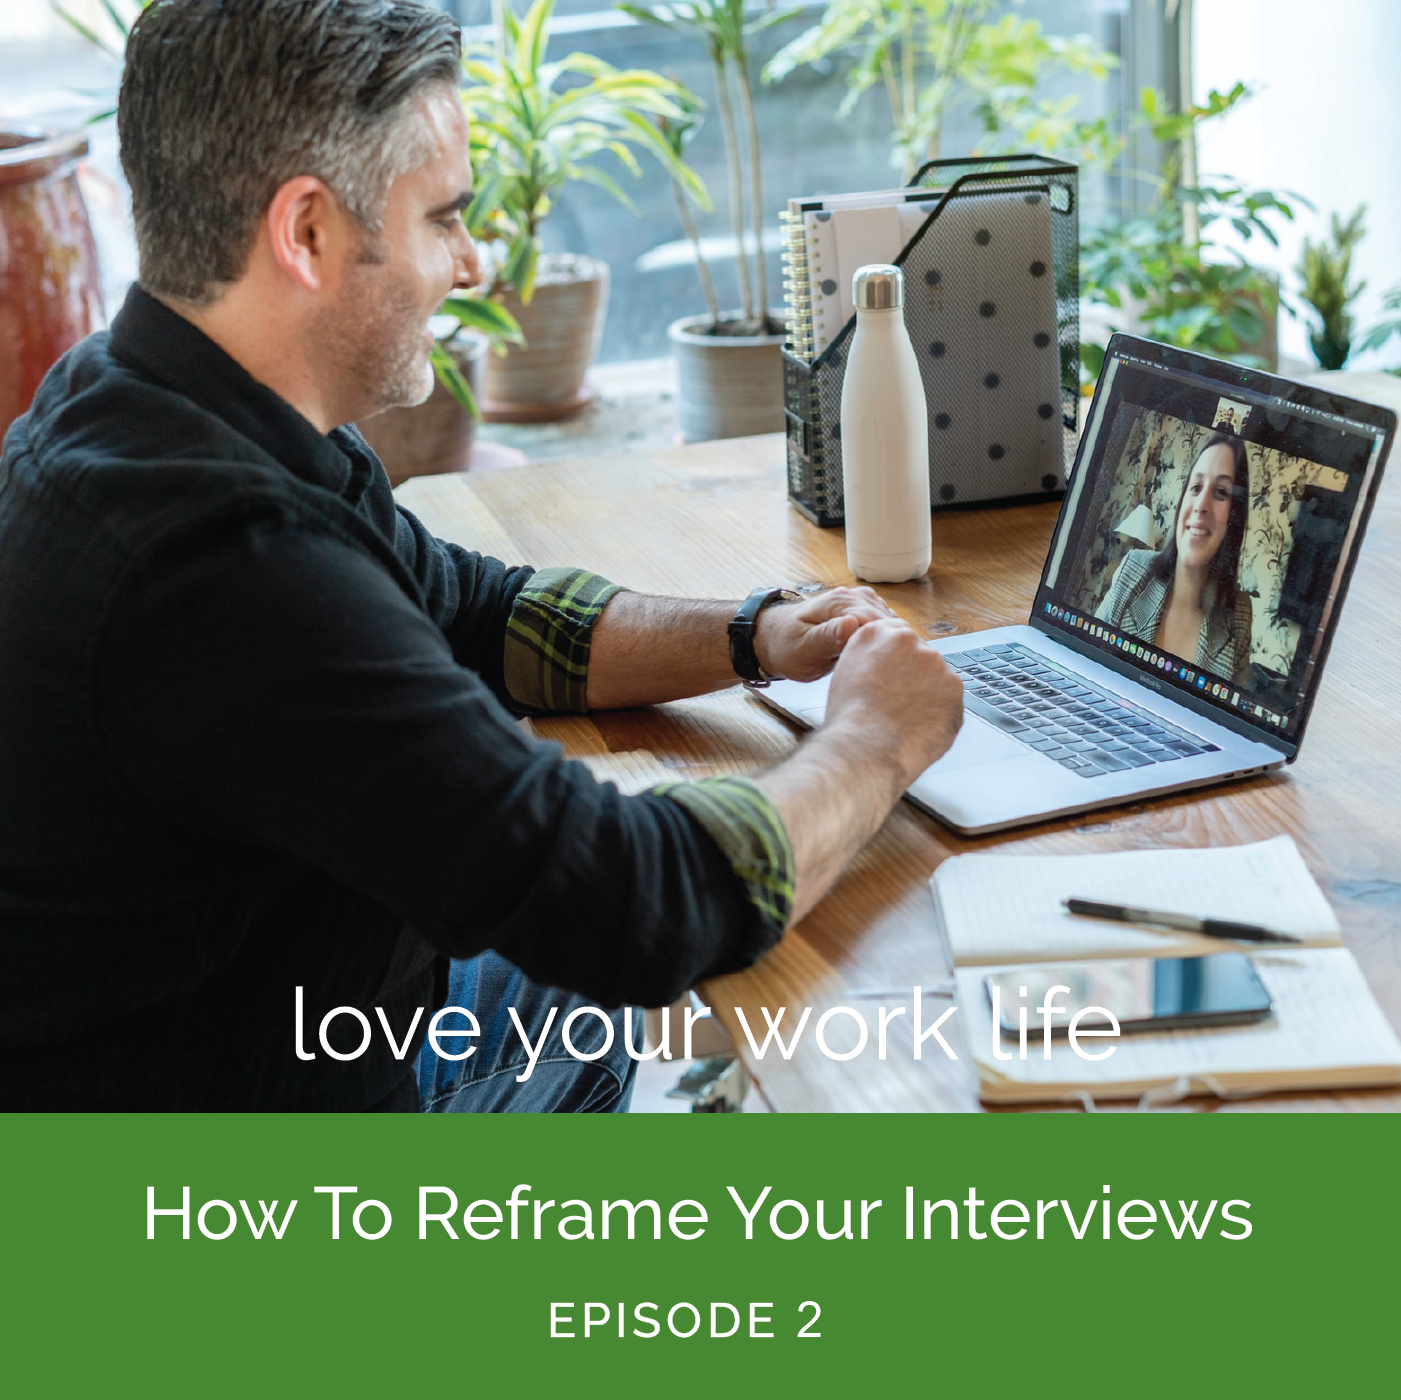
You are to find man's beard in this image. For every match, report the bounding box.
[357,287,436,415]
[370,321,436,413]
[333,251,436,419]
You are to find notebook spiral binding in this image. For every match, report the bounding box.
[779,209,817,362]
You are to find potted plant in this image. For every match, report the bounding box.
[1297,205,1366,371]
[1080,83,1300,376]
[762,0,1119,182]
[461,0,706,421]
[1356,284,1401,372]
[1,0,135,440]
[0,127,105,443]
[620,0,796,442]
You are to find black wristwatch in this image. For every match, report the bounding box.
[728,586,800,687]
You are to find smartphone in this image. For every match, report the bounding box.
[984,953,1274,1037]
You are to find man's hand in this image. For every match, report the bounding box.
[752,616,963,926]
[753,586,897,683]
[821,617,964,789]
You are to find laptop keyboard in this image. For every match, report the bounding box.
[942,643,1219,779]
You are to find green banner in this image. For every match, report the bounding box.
[8,1114,1394,1394]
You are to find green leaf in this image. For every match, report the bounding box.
[429,342,480,420]
[97,0,132,40]
[503,3,522,50]
[606,140,644,178]
[53,3,123,57]
[440,294,524,345]
[462,173,507,236]
[762,6,873,85]
[509,238,540,304]
[748,6,805,37]
[522,0,552,77]
[573,162,638,211]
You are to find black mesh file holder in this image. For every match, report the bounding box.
[783,154,1079,527]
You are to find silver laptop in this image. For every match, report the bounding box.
[757,334,1395,833]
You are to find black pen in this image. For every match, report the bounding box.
[1062,897,1303,945]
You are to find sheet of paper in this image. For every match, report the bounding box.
[932,835,1341,967]
[786,185,947,355]
[959,948,1401,1100]
[800,204,906,355]
[831,204,904,329]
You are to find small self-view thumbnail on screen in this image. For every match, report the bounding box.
[1053,380,1369,735]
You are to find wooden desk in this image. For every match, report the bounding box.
[396,434,1401,1113]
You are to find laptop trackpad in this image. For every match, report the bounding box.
[796,706,1026,772]
[929,715,1027,771]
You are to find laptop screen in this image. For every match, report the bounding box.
[1036,336,1393,749]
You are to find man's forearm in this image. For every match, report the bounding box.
[589,605,963,939]
[750,726,908,927]
[585,593,737,709]
[751,618,965,928]
[583,586,897,710]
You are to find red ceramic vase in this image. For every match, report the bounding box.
[0,129,105,442]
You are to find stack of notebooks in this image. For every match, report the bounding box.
[781,185,948,361]
[930,836,1401,1105]
[779,171,1067,511]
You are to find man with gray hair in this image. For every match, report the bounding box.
[0,0,962,1110]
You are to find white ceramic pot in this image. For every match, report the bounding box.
[668,311,787,442]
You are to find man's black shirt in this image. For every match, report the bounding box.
[0,287,776,1109]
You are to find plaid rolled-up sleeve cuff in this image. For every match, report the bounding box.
[502,567,626,714]
[655,776,795,942]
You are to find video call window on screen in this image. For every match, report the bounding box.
[1051,358,1380,739]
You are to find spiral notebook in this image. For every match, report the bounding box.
[781,180,1065,504]
[781,182,1059,366]
[781,186,943,358]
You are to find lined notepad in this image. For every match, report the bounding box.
[932,835,1342,967]
[930,837,1401,1104]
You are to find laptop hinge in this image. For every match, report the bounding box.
[1032,619,1297,761]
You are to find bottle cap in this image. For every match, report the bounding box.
[852,264,903,310]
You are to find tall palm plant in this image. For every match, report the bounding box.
[619,0,794,334]
[762,0,1116,182]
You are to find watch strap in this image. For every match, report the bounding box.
[728,587,799,686]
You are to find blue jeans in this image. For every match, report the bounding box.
[416,952,637,1112]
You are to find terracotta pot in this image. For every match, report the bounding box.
[481,253,608,422]
[0,129,104,442]
[668,311,787,442]
[357,335,486,487]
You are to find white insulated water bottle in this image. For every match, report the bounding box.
[840,264,931,582]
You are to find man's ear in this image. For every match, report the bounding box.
[264,176,346,293]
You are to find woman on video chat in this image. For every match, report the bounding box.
[1096,434,1254,687]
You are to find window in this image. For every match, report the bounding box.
[0,1,1175,367]
[452,0,1173,363]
